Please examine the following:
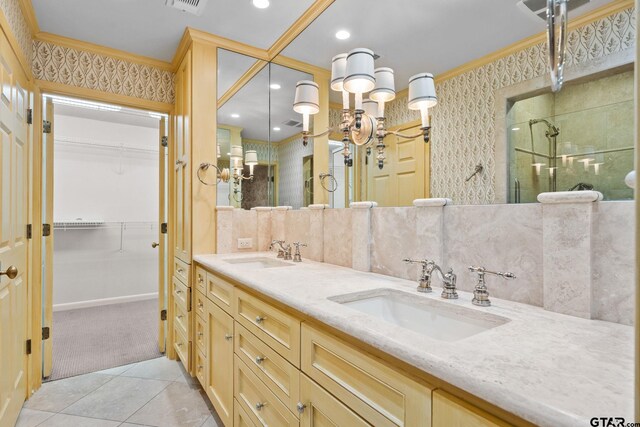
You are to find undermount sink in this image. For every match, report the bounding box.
[222,256,294,269]
[330,289,509,342]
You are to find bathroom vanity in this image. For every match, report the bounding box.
[176,252,634,427]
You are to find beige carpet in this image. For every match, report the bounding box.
[48,299,163,381]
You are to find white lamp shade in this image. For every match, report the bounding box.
[370,67,396,102]
[343,48,376,94]
[230,145,243,158]
[245,150,258,166]
[408,73,437,110]
[362,99,378,117]
[293,80,320,115]
[330,53,347,92]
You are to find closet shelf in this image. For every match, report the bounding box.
[53,221,157,230]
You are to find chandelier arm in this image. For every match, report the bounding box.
[386,130,426,139]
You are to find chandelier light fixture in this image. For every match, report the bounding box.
[293,47,437,169]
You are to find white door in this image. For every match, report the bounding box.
[0,35,30,427]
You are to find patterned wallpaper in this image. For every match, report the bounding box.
[243,140,277,163]
[0,0,32,63]
[330,6,636,204]
[33,40,175,104]
[277,137,313,209]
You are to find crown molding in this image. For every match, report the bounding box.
[34,32,174,71]
[19,0,39,35]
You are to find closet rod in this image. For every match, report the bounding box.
[55,137,161,155]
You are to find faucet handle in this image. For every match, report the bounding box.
[402,258,433,266]
[468,266,516,307]
[293,242,307,249]
[468,266,516,280]
[292,242,306,263]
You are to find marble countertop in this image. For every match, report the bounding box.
[193,252,634,427]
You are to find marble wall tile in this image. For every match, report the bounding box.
[255,209,272,252]
[323,209,352,268]
[231,209,258,253]
[271,209,287,241]
[592,201,635,325]
[542,203,593,318]
[370,208,418,280]
[351,204,375,272]
[415,206,446,271]
[444,204,544,306]
[308,207,325,262]
[284,210,319,261]
[216,208,233,254]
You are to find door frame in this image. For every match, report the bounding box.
[28,81,174,394]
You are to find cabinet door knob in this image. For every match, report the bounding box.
[255,315,266,324]
[255,402,267,411]
[0,265,17,279]
[197,332,203,338]
[151,242,159,248]
[255,356,266,365]
[296,402,307,414]
[224,333,233,341]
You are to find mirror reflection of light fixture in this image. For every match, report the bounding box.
[229,145,256,183]
[293,47,437,169]
[245,150,258,176]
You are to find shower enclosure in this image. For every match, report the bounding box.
[508,70,634,203]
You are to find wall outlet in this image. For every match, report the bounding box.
[237,238,253,249]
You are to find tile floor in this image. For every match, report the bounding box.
[16,357,222,427]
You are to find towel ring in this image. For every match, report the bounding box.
[197,163,230,186]
[319,173,338,193]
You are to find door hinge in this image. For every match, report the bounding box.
[27,108,32,125]
[43,120,51,134]
[160,309,167,321]
[43,223,51,237]
[42,326,50,340]
[26,224,32,239]
[161,223,167,234]
[26,339,31,355]
[161,136,168,147]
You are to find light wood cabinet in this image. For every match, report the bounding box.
[204,296,234,427]
[173,53,191,264]
[432,390,512,427]
[301,323,432,427]
[299,373,370,427]
[234,288,301,367]
[207,271,235,314]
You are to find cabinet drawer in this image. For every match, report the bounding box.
[235,288,300,367]
[173,298,191,338]
[194,309,207,353]
[299,374,370,427]
[172,277,191,311]
[234,356,298,427]
[207,272,234,314]
[235,323,300,416]
[195,349,206,388]
[235,399,258,427]
[195,266,207,295]
[194,290,207,319]
[173,325,190,372]
[432,390,510,427]
[302,323,432,427]
[174,257,190,286]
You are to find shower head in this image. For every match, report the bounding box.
[529,118,560,138]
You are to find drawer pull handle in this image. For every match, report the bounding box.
[255,402,267,411]
[198,365,203,371]
[296,402,307,414]
[176,342,183,347]
[198,276,204,283]
[197,332,203,338]
[198,303,204,309]
[177,314,184,320]
[255,316,266,324]
[176,290,182,295]
[177,268,184,273]
[255,356,266,365]
[224,334,233,341]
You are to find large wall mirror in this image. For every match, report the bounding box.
[216,1,635,208]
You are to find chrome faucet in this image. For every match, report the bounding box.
[292,242,307,262]
[403,259,458,297]
[468,266,516,307]
[270,240,292,260]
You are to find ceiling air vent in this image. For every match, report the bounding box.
[283,119,303,128]
[166,0,208,16]
[518,0,589,20]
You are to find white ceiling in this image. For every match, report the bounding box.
[218,49,265,100]
[32,0,314,61]
[282,0,615,100]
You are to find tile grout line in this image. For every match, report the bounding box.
[120,378,175,425]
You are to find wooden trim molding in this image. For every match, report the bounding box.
[19,0,39,35]
[35,32,174,72]
[267,0,334,58]
[35,79,174,113]
[435,0,634,83]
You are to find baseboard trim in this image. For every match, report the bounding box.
[53,292,158,312]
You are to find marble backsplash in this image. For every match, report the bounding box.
[215,197,635,326]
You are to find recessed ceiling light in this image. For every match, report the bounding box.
[270,83,281,90]
[511,127,520,131]
[273,127,281,131]
[335,30,350,40]
[252,0,269,9]
[231,113,240,118]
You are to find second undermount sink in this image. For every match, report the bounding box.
[222,256,294,269]
[330,289,509,342]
